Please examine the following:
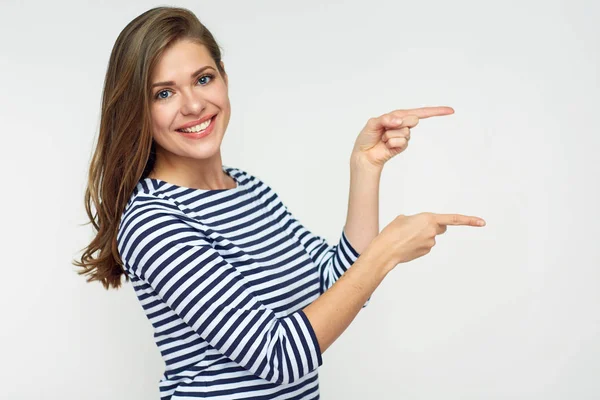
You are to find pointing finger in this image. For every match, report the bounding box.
[392,106,455,120]
[434,214,486,227]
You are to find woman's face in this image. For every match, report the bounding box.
[149,39,231,167]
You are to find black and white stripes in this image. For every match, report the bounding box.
[117,165,368,399]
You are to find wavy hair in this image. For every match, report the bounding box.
[73,6,226,289]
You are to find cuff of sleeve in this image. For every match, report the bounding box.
[295,310,323,369]
[340,230,360,261]
[341,231,371,308]
[362,297,371,308]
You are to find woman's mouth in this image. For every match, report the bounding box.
[175,116,216,139]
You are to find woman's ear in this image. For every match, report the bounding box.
[220,61,228,86]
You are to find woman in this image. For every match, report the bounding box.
[74,6,486,399]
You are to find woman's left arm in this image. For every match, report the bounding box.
[343,160,382,254]
[343,106,455,253]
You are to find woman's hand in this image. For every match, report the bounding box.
[367,212,486,274]
[350,106,455,171]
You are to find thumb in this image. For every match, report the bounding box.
[365,114,403,133]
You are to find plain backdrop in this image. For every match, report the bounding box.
[1,0,598,399]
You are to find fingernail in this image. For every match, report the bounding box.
[477,220,486,226]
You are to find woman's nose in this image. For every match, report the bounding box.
[180,91,205,115]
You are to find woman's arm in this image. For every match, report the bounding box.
[344,106,455,252]
[303,239,389,353]
[119,199,326,385]
[257,176,370,303]
[343,157,382,254]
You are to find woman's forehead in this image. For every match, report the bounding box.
[152,40,215,80]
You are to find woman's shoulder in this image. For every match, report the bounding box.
[116,189,201,254]
[122,179,181,215]
[225,165,275,193]
[118,182,191,239]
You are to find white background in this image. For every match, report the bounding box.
[1,0,599,398]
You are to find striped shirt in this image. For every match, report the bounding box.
[117,165,369,399]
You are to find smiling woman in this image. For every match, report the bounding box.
[72,5,484,400]
[72,6,369,400]
[146,39,233,188]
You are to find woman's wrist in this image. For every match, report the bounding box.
[358,237,394,278]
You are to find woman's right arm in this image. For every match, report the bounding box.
[302,212,486,354]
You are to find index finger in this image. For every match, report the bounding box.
[434,214,486,227]
[395,106,455,119]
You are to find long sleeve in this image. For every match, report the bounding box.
[265,187,371,308]
[117,197,322,385]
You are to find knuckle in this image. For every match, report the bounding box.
[419,213,434,225]
[427,214,437,225]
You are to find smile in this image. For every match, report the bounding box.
[175,116,216,139]
[177,117,212,133]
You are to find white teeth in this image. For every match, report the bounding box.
[179,117,212,133]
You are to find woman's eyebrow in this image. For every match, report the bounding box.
[151,65,214,88]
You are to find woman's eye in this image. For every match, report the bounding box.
[198,74,213,85]
[156,90,171,100]
[154,74,214,101]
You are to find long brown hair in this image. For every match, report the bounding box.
[73,6,226,290]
